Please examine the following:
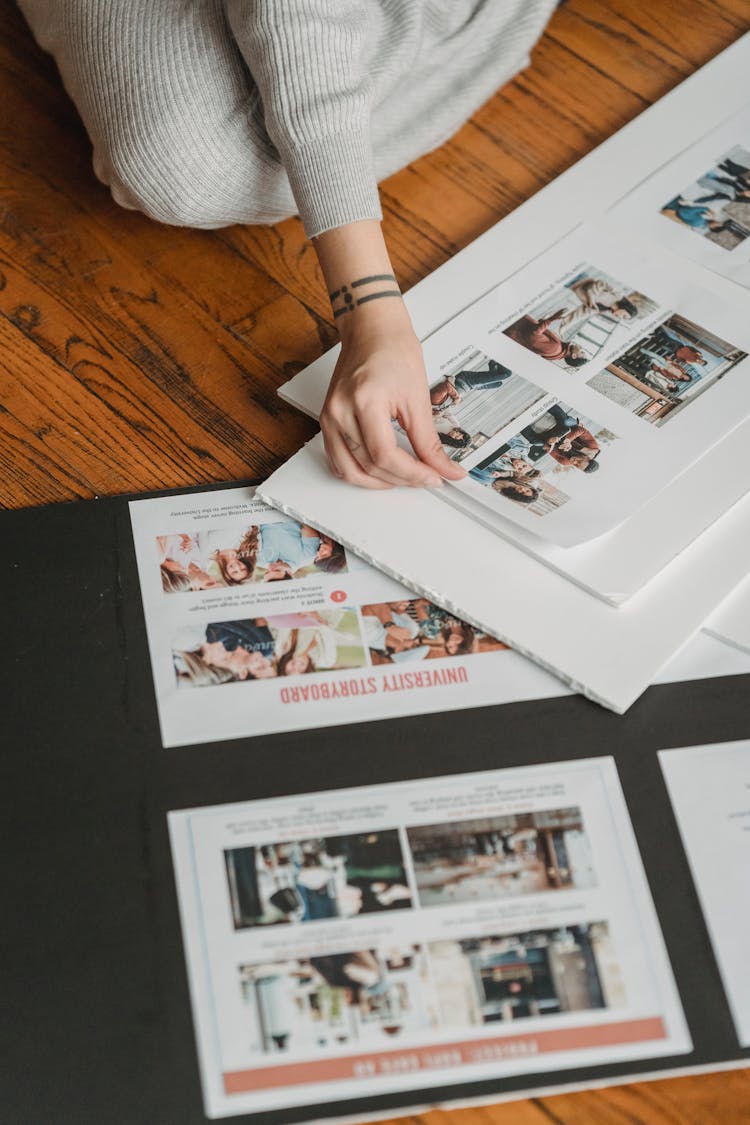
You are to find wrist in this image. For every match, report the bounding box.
[337,293,414,345]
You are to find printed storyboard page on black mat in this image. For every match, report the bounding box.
[1,485,749,1125]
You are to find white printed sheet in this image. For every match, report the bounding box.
[129,489,750,744]
[608,105,750,290]
[128,489,564,747]
[413,223,750,550]
[169,759,691,1118]
[660,741,750,1047]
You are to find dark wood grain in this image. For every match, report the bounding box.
[1,0,749,1119]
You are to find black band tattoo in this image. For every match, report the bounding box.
[330,273,401,319]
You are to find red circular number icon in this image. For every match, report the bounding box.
[330,589,347,603]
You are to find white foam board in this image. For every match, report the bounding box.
[258,434,750,713]
[704,576,750,655]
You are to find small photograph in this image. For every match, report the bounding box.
[468,401,617,516]
[157,517,346,592]
[172,608,366,686]
[239,945,435,1054]
[429,349,546,461]
[429,922,625,1028]
[661,145,750,251]
[407,806,595,907]
[502,266,658,370]
[361,598,506,665]
[225,830,412,929]
[587,313,747,425]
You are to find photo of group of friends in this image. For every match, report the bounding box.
[428,350,546,461]
[468,400,617,516]
[587,313,747,425]
[172,608,366,686]
[502,266,658,370]
[171,596,507,687]
[224,830,412,929]
[238,945,433,1054]
[429,922,624,1028]
[157,517,347,592]
[407,807,595,908]
[361,599,506,665]
[661,144,750,251]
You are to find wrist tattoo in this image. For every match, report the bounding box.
[329,273,402,318]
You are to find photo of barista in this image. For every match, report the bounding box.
[172,608,366,686]
[225,830,413,929]
[407,806,596,907]
[361,598,507,664]
[661,145,750,251]
[468,401,617,516]
[238,945,433,1055]
[502,266,658,370]
[157,517,346,592]
[429,349,546,462]
[429,922,625,1028]
[587,313,747,425]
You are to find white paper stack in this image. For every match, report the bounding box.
[259,34,750,713]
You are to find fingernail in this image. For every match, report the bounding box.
[425,476,444,488]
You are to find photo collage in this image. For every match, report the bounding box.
[172,595,506,689]
[427,344,619,521]
[223,805,620,1060]
[170,760,691,1115]
[500,261,746,426]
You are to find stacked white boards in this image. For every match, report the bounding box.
[259,33,750,713]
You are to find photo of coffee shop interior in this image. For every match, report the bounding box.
[408,808,596,907]
[429,923,625,1027]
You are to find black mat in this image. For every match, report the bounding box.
[3,484,749,1125]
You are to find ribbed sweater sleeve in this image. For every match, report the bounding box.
[228,0,382,237]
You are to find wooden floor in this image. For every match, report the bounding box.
[2,0,750,1121]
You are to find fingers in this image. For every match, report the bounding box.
[405,408,467,482]
[357,409,448,487]
[323,398,445,489]
[323,428,393,490]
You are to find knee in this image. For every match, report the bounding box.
[101,143,293,229]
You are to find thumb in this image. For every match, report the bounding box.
[406,402,467,481]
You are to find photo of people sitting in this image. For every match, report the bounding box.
[238,945,433,1055]
[428,922,624,1027]
[157,516,346,592]
[468,401,616,515]
[428,350,546,461]
[172,608,366,686]
[224,830,413,929]
[587,313,747,425]
[502,266,657,370]
[407,807,595,908]
[361,598,506,664]
[661,145,750,251]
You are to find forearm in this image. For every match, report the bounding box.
[313,219,412,342]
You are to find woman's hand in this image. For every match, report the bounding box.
[321,299,466,489]
[313,218,466,489]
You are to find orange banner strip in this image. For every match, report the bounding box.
[224,1016,666,1094]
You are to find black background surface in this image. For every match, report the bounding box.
[2,486,749,1125]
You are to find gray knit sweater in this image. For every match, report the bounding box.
[20,0,557,236]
